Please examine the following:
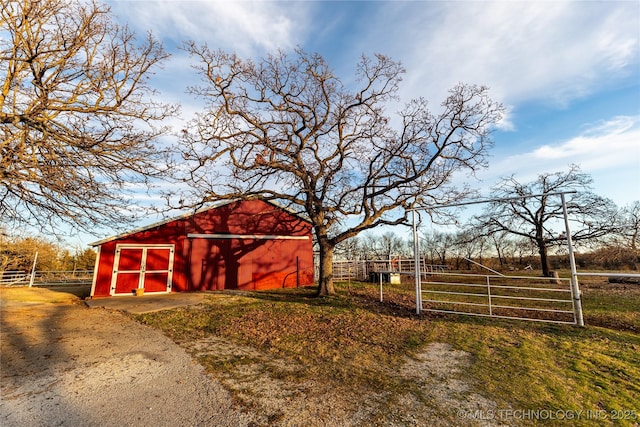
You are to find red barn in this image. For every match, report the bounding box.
[89,199,314,297]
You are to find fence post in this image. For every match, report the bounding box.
[486,276,492,316]
[28,251,38,288]
[561,193,584,327]
[412,210,421,314]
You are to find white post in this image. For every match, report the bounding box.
[486,275,492,316]
[561,194,584,327]
[412,210,421,314]
[28,251,38,288]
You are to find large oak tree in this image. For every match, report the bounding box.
[175,46,503,295]
[1,0,177,233]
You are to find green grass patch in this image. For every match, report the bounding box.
[135,279,640,426]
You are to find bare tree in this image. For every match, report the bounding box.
[421,230,453,266]
[1,0,178,233]
[452,230,487,270]
[617,201,640,252]
[514,236,537,268]
[334,236,366,260]
[176,46,503,295]
[363,232,409,260]
[597,201,640,270]
[488,231,510,268]
[471,165,618,277]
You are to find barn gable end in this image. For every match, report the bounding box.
[90,200,314,297]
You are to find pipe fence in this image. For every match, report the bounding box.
[0,270,94,286]
[326,258,447,282]
[419,271,577,325]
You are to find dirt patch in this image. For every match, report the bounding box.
[186,336,509,426]
[398,343,509,427]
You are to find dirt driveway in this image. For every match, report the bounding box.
[0,287,257,426]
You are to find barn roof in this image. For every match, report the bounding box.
[89,199,310,247]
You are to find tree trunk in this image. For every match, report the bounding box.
[317,241,335,296]
[493,239,504,267]
[536,239,552,277]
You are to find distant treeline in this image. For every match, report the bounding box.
[336,231,639,273]
[0,235,96,273]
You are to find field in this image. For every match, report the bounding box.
[135,275,640,426]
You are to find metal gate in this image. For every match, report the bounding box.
[409,191,585,326]
[419,271,577,324]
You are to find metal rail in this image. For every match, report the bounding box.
[422,309,578,325]
[419,272,577,325]
[1,270,94,286]
[328,258,447,281]
[576,272,640,278]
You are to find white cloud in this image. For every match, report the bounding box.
[527,115,639,168]
[106,1,315,131]
[581,115,638,137]
[476,115,640,198]
[495,106,515,131]
[364,2,639,107]
[108,1,638,112]
[108,1,311,56]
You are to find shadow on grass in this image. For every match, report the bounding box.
[36,284,92,299]
[236,282,425,320]
[230,281,639,340]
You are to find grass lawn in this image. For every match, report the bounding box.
[135,276,639,426]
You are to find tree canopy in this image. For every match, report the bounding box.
[1,0,178,233]
[174,46,504,295]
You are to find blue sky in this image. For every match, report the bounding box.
[82,0,640,246]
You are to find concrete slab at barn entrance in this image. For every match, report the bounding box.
[85,292,213,314]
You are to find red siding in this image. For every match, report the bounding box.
[186,237,312,291]
[91,200,313,297]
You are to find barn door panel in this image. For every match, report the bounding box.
[143,273,171,292]
[143,247,174,292]
[113,272,141,295]
[112,248,144,295]
[111,245,174,295]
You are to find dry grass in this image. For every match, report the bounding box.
[0,285,82,304]
[136,288,429,392]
